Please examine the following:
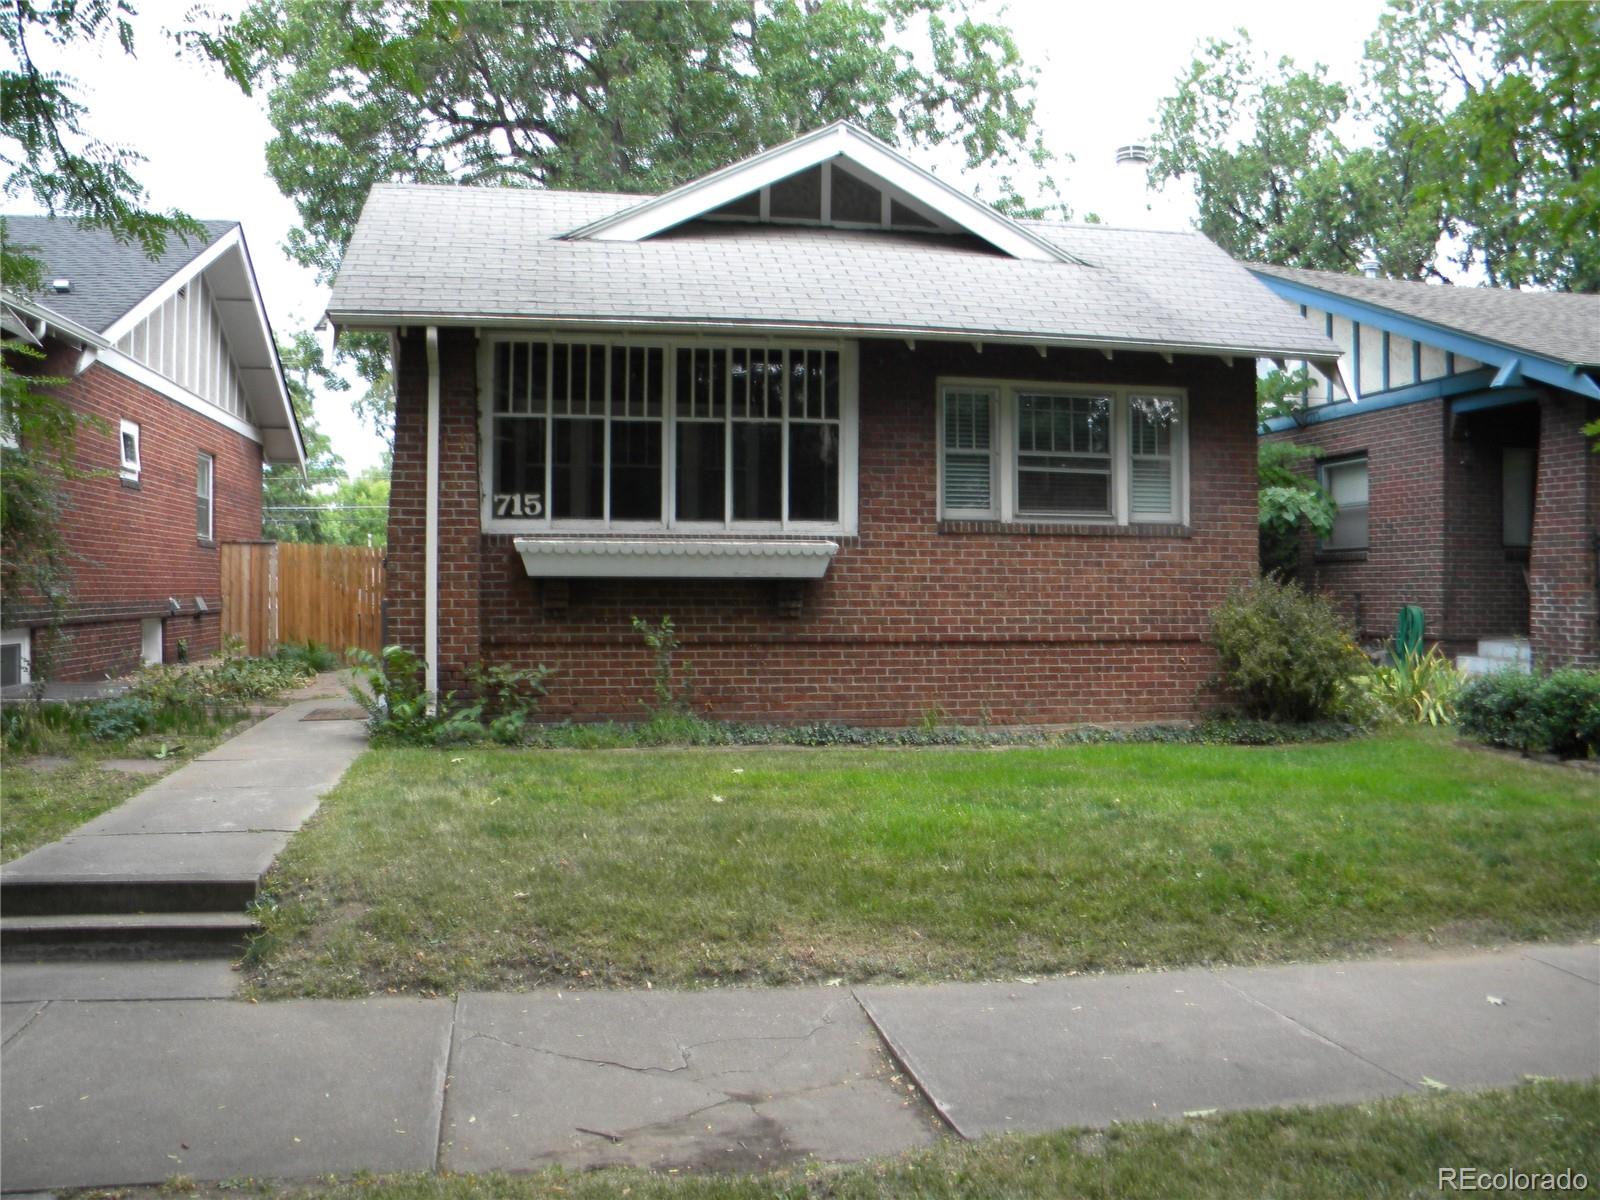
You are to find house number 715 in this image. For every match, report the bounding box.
[493,493,544,518]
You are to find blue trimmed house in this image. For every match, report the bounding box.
[1253,265,1600,671]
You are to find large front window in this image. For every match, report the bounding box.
[485,338,851,531]
[939,382,1186,525]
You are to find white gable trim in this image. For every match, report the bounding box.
[97,345,264,444]
[103,227,304,470]
[102,226,242,345]
[561,122,1075,265]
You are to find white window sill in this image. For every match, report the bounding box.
[513,537,839,580]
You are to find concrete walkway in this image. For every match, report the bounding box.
[1,686,364,954]
[2,943,1595,1190]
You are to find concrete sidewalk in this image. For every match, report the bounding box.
[1,689,365,956]
[2,943,1595,1190]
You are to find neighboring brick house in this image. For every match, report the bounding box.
[1254,265,1600,670]
[326,122,1337,724]
[1,218,303,685]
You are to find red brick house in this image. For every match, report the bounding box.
[1,218,303,686]
[1254,265,1600,670]
[327,123,1336,724]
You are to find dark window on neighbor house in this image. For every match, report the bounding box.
[1,639,23,687]
[1319,455,1368,551]
[489,340,841,528]
[119,419,140,482]
[1502,447,1535,547]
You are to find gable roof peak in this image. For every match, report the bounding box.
[560,120,1079,265]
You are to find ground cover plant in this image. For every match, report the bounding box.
[135,1080,1599,1200]
[244,731,1598,998]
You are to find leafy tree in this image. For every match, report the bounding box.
[1151,4,1600,290]
[1255,368,1334,578]
[321,465,390,549]
[261,332,346,542]
[239,0,1060,279]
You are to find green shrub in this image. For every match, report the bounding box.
[1357,644,1465,726]
[276,640,341,672]
[1458,668,1600,758]
[1210,576,1369,723]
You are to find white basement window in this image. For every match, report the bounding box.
[119,419,141,483]
[482,338,857,536]
[938,381,1187,525]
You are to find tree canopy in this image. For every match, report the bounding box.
[1150,1,1600,290]
[236,0,1061,281]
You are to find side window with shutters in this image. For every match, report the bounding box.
[941,387,997,518]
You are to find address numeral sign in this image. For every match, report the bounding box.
[493,493,544,518]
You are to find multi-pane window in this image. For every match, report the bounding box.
[487,340,845,529]
[939,384,1185,525]
[1319,455,1368,551]
[1016,393,1112,516]
[196,452,214,541]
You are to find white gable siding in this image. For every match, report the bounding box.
[1357,322,1384,396]
[1389,334,1416,388]
[115,272,247,419]
[1419,342,1449,381]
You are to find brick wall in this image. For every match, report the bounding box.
[1264,399,1451,644]
[387,333,1260,723]
[1530,394,1600,667]
[7,346,262,680]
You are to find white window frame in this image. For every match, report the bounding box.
[937,379,1188,526]
[119,419,141,482]
[479,333,859,536]
[1,626,30,688]
[196,451,215,542]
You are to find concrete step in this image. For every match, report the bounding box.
[1477,637,1533,664]
[0,912,257,961]
[0,875,261,917]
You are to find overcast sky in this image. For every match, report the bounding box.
[22,0,1388,475]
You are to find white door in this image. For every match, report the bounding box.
[141,618,163,666]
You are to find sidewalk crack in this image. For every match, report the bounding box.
[1209,972,1417,1090]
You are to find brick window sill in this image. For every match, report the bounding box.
[938,520,1191,538]
[1315,548,1368,564]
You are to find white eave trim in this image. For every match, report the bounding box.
[513,537,839,580]
[559,122,1074,265]
[0,292,110,350]
[330,312,1341,367]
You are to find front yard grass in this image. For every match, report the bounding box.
[142,1080,1600,1199]
[246,730,1599,997]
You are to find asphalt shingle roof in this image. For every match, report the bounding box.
[1250,263,1600,368]
[1,216,237,334]
[328,183,1338,359]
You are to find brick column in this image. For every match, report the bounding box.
[383,328,483,692]
[1528,393,1599,668]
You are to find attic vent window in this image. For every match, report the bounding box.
[49,278,70,294]
[704,159,953,233]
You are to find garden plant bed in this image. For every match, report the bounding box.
[85,1080,1600,1200]
[245,731,1599,997]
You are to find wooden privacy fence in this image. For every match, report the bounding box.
[221,541,278,658]
[221,542,384,659]
[278,543,385,658]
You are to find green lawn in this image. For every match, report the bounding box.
[245,731,1599,997]
[154,1081,1600,1199]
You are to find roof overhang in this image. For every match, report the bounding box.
[328,311,1339,368]
[559,122,1077,265]
[0,292,110,351]
[1250,268,1600,402]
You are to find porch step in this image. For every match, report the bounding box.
[0,911,257,961]
[0,875,261,917]
[1457,637,1533,677]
